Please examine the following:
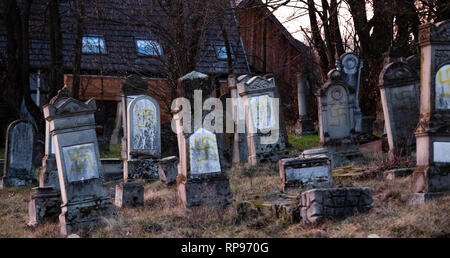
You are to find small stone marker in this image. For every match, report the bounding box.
[158,156,179,185]
[410,20,450,204]
[299,187,373,224]
[174,71,232,208]
[384,168,414,180]
[379,54,420,157]
[236,75,288,166]
[43,88,116,236]
[115,182,144,207]
[279,155,334,193]
[1,120,36,188]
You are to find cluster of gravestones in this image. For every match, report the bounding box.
[0,20,449,235]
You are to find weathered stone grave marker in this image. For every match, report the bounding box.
[303,70,362,168]
[1,120,36,188]
[379,55,420,158]
[158,156,179,185]
[173,71,232,208]
[43,88,116,236]
[279,155,334,193]
[236,75,288,166]
[410,20,450,204]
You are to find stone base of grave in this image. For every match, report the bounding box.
[125,159,159,180]
[294,118,316,136]
[59,180,116,236]
[279,155,334,193]
[385,168,414,180]
[411,165,450,194]
[299,187,373,224]
[0,173,36,189]
[115,182,144,208]
[28,187,61,227]
[158,156,179,185]
[177,173,232,208]
[405,192,449,205]
[302,146,363,169]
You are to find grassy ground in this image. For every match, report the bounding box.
[0,135,448,238]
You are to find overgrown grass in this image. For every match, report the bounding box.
[288,134,320,156]
[100,144,121,159]
[1,154,449,238]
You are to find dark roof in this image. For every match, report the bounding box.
[237,0,309,54]
[0,0,249,76]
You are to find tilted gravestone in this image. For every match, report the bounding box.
[410,20,450,204]
[236,75,288,166]
[43,88,116,236]
[304,70,362,168]
[279,155,334,193]
[379,57,420,158]
[1,120,36,188]
[173,71,232,208]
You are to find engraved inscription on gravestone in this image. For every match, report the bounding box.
[249,95,274,131]
[129,97,159,153]
[189,128,221,174]
[286,166,330,182]
[62,143,99,182]
[433,142,450,163]
[436,64,450,110]
[326,85,350,139]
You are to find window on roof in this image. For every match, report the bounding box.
[82,36,106,54]
[215,45,234,61]
[136,40,163,56]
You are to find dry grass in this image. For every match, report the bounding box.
[0,159,449,238]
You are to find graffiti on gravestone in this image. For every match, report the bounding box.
[189,128,221,174]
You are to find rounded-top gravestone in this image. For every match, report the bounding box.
[1,120,36,188]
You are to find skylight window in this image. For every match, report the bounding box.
[136,40,163,56]
[215,45,234,61]
[82,36,106,54]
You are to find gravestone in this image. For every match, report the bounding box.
[410,20,450,204]
[125,95,161,180]
[379,56,420,158]
[40,120,60,190]
[295,73,315,136]
[173,71,232,208]
[158,156,179,185]
[304,69,362,168]
[43,88,116,236]
[337,53,364,132]
[279,155,333,193]
[1,120,36,188]
[236,75,288,166]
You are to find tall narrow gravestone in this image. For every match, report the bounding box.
[410,20,450,203]
[173,71,232,208]
[236,75,288,166]
[43,88,116,236]
[304,70,362,168]
[1,120,36,188]
[379,57,420,158]
[125,95,161,180]
[295,73,315,136]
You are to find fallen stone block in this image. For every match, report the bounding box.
[385,168,414,180]
[299,187,373,224]
[28,187,61,227]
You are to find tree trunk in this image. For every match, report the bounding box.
[72,0,85,100]
[48,0,64,99]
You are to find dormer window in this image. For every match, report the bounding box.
[82,36,107,54]
[136,39,163,56]
[215,45,234,61]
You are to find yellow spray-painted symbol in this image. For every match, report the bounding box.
[329,106,347,127]
[438,67,450,98]
[68,146,94,173]
[194,137,218,162]
[137,108,155,128]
